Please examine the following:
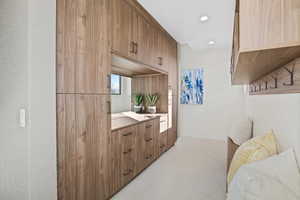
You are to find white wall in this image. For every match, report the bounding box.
[246,94,300,163]
[0,0,57,199]
[178,45,246,141]
[111,76,132,113]
[28,0,57,199]
[0,0,29,199]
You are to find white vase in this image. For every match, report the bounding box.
[148,106,156,114]
[133,105,142,113]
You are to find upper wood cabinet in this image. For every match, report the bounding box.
[231,0,300,84]
[57,0,111,94]
[111,0,137,60]
[111,0,177,73]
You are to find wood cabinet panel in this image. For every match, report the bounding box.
[57,94,110,200]
[111,0,137,59]
[57,94,77,200]
[56,0,78,93]
[76,0,111,94]
[76,95,110,200]
[240,0,282,51]
[168,41,178,95]
[57,0,111,94]
[159,131,168,155]
[136,15,154,66]
[168,95,178,148]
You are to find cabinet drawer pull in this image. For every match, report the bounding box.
[145,154,153,160]
[123,148,133,154]
[145,138,152,142]
[146,125,152,129]
[122,132,133,137]
[123,169,133,176]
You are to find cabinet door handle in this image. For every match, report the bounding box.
[145,154,153,160]
[130,41,135,53]
[146,125,152,129]
[123,148,133,154]
[107,101,111,114]
[160,144,165,149]
[158,57,163,66]
[122,132,133,137]
[123,169,133,176]
[145,138,153,142]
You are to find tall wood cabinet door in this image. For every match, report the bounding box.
[111,0,137,59]
[168,41,178,95]
[57,94,77,200]
[76,0,111,94]
[76,95,110,200]
[153,30,165,71]
[168,95,178,148]
[56,0,78,93]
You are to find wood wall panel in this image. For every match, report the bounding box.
[132,74,168,113]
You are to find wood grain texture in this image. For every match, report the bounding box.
[132,74,168,113]
[167,95,178,149]
[232,45,300,84]
[76,95,110,200]
[232,0,300,85]
[111,0,137,60]
[57,0,111,94]
[250,58,300,95]
[159,131,168,155]
[57,94,77,200]
[56,0,77,93]
[76,0,111,94]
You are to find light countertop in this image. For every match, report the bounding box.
[111,111,168,132]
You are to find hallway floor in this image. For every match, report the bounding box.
[112,137,227,200]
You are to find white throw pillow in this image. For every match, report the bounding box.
[229,118,252,145]
[228,149,300,200]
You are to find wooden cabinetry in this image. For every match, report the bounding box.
[108,117,160,197]
[111,0,177,73]
[111,0,137,60]
[57,0,111,94]
[167,94,178,149]
[57,94,110,200]
[231,0,300,85]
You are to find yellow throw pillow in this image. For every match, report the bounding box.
[227,131,278,185]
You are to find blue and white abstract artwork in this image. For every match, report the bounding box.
[180,68,204,105]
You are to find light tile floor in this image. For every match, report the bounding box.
[112,137,227,200]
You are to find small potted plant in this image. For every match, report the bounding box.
[145,94,159,114]
[133,94,144,113]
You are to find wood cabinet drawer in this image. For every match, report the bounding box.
[144,120,154,140]
[119,126,137,151]
[159,131,168,154]
[121,149,137,186]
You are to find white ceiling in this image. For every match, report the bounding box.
[138,0,236,50]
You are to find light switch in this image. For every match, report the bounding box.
[19,109,26,128]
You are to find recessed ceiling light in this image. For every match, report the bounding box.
[200,15,209,22]
[208,40,216,45]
